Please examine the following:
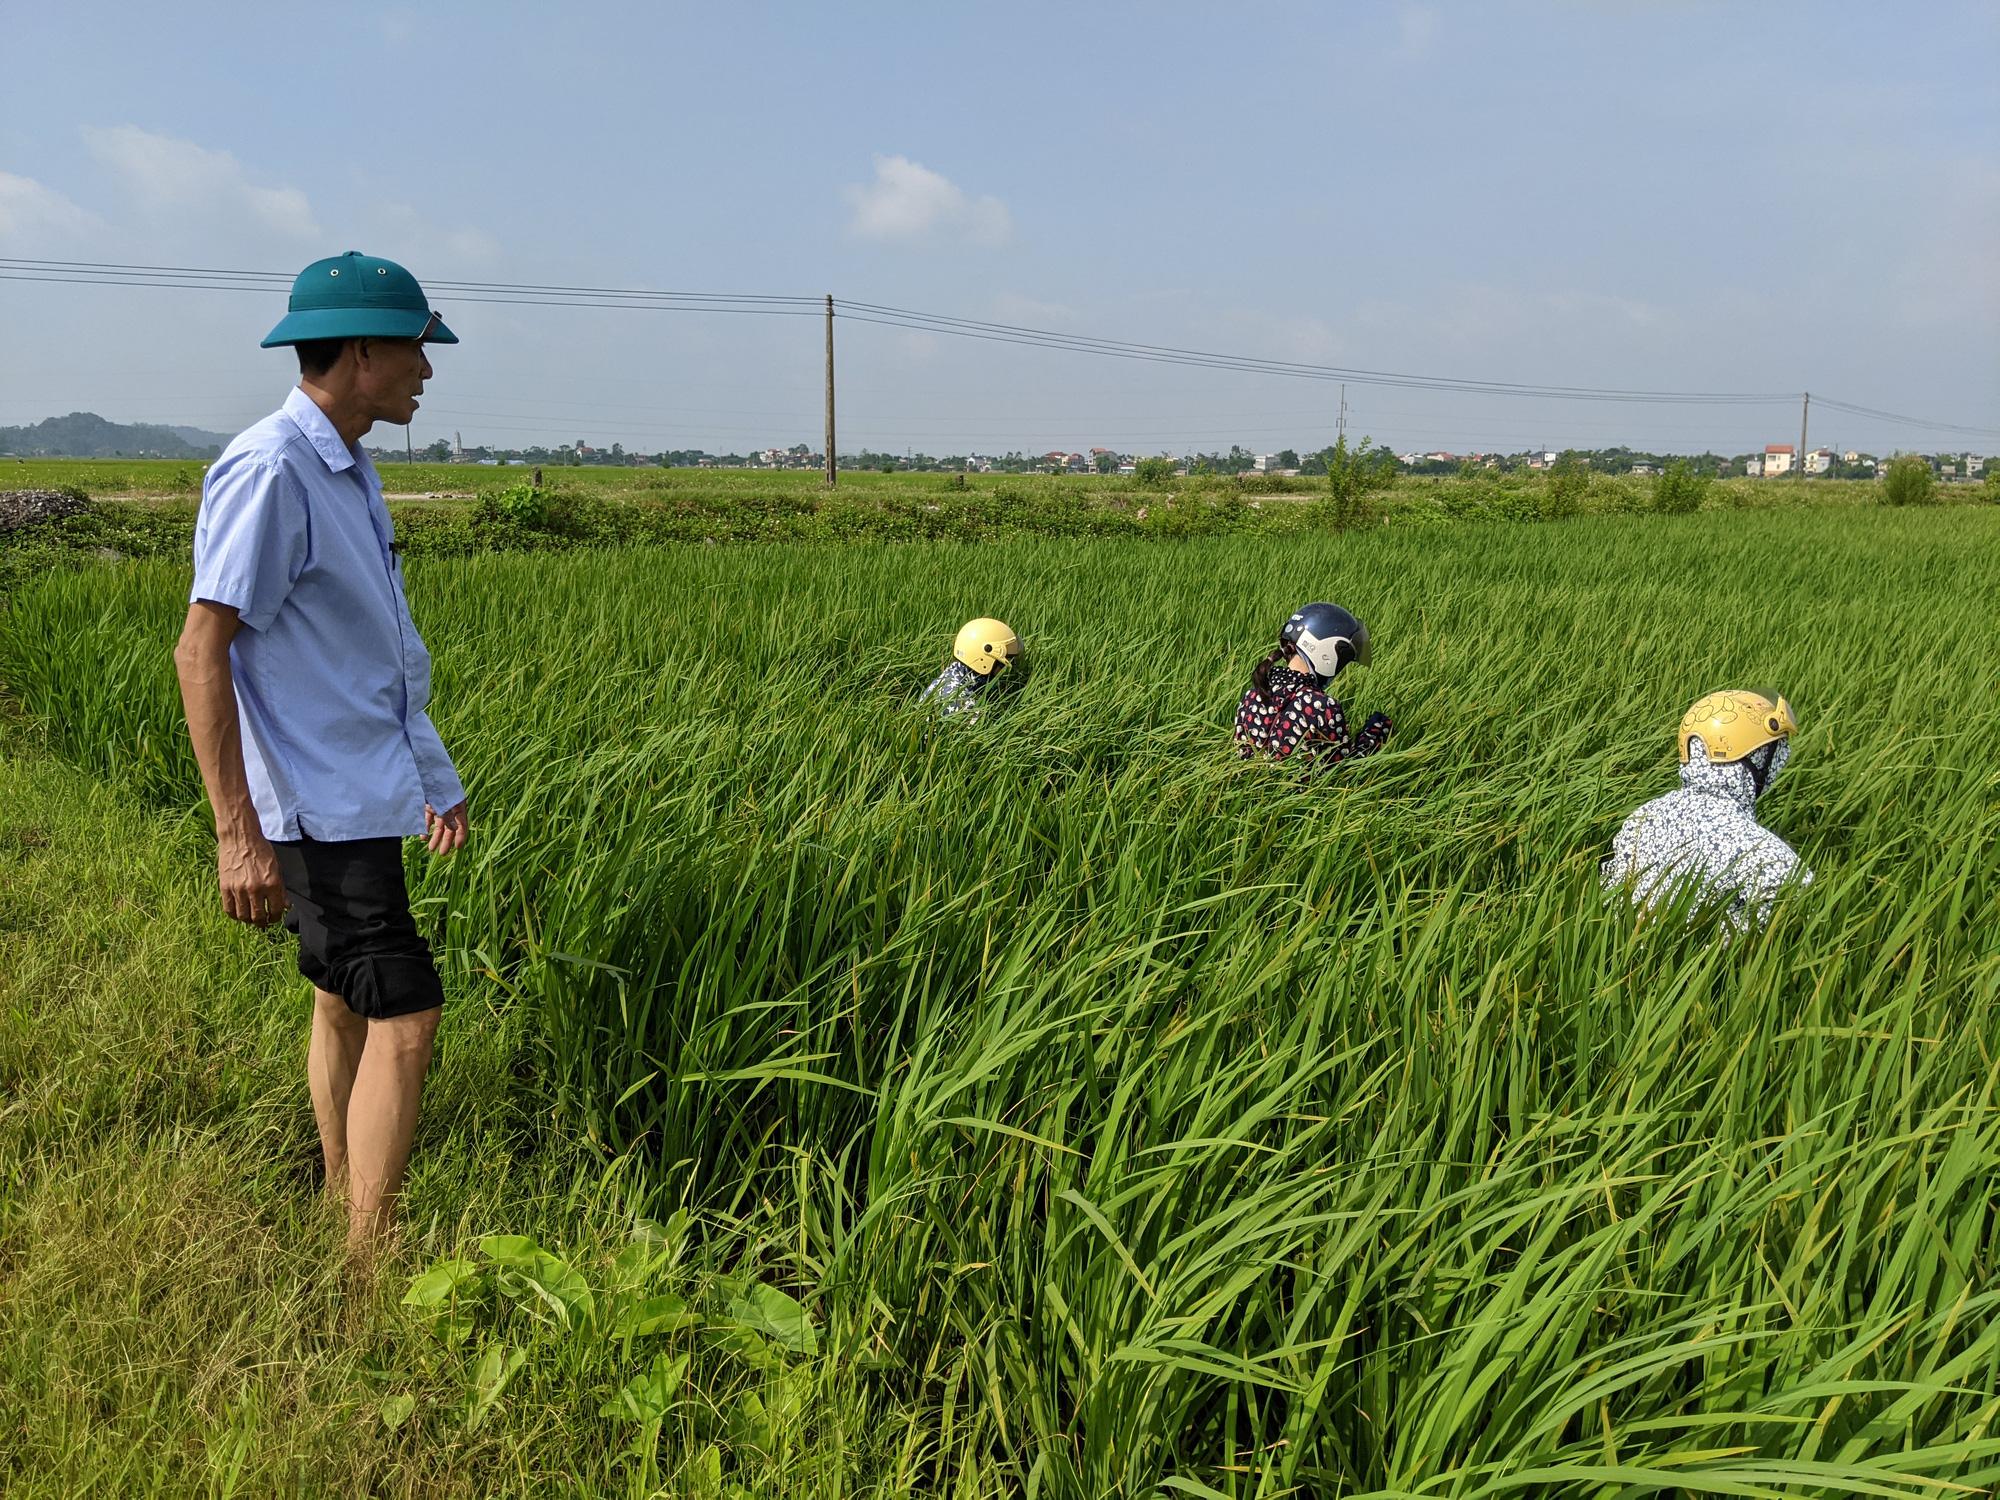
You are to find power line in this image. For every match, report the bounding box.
[0,272,820,319]
[0,257,817,305]
[5,255,1993,438]
[1808,395,2000,440]
[836,309,1791,406]
[2,256,1781,402]
[837,298,1796,405]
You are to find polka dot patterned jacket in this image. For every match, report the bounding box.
[1234,665,1392,769]
[1601,737,1811,933]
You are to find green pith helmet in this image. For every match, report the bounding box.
[260,251,459,348]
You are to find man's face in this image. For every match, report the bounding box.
[355,338,434,426]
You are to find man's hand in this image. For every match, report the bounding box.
[425,800,469,856]
[219,831,289,926]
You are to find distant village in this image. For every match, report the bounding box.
[414,431,1990,482]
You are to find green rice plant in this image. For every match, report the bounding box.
[3,506,1998,1493]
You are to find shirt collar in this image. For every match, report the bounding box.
[282,387,360,475]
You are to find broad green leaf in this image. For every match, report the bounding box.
[476,1233,543,1267]
[727,1389,772,1451]
[402,1257,481,1309]
[462,1341,527,1433]
[499,1251,596,1331]
[599,1351,689,1422]
[726,1283,818,1355]
[613,1292,695,1340]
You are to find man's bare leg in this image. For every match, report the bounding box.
[307,987,368,1201]
[343,1007,440,1253]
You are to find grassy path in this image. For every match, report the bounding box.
[0,741,768,1497]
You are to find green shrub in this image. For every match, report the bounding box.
[1316,433,1393,530]
[475,480,551,530]
[1880,454,1936,507]
[1541,454,1589,519]
[1133,456,1176,488]
[1651,459,1709,515]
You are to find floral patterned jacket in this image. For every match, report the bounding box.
[1601,739,1810,932]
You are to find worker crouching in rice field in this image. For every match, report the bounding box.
[172,252,469,1264]
[1601,690,1811,934]
[1234,602,1393,770]
[922,617,1025,723]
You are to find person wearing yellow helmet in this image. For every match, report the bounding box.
[922,618,1025,722]
[1602,690,1811,932]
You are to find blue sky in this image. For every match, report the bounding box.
[3,1,1994,457]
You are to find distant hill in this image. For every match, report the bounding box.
[0,412,231,459]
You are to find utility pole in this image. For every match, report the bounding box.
[1337,383,1347,447]
[824,294,837,489]
[406,424,413,464]
[1798,391,1809,481]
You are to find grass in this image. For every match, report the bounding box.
[0,733,957,1497]
[2,504,1998,1494]
[4,461,1962,597]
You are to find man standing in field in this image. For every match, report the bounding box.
[173,252,468,1259]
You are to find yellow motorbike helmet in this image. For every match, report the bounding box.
[1678,690,1796,765]
[953,618,1023,677]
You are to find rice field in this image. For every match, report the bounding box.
[3,504,1998,1494]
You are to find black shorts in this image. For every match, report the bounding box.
[272,837,444,1020]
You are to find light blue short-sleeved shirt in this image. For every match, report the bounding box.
[190,387,465,842]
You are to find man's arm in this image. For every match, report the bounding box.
[174,600,288,926]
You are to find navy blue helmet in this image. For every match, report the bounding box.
[1281,603,1371,685]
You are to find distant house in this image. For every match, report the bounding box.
[1804,448,1833,475]
[1631,462,1660,477]
[1744,456,1764,477]
[1253,453,1281,472]
[1842,450,1862,465]
[1763,443,1795,477]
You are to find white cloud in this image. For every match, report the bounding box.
[0,171,103,243]
[82,125,320,239]
[843,154,1010,247]
[362,199,502,272]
